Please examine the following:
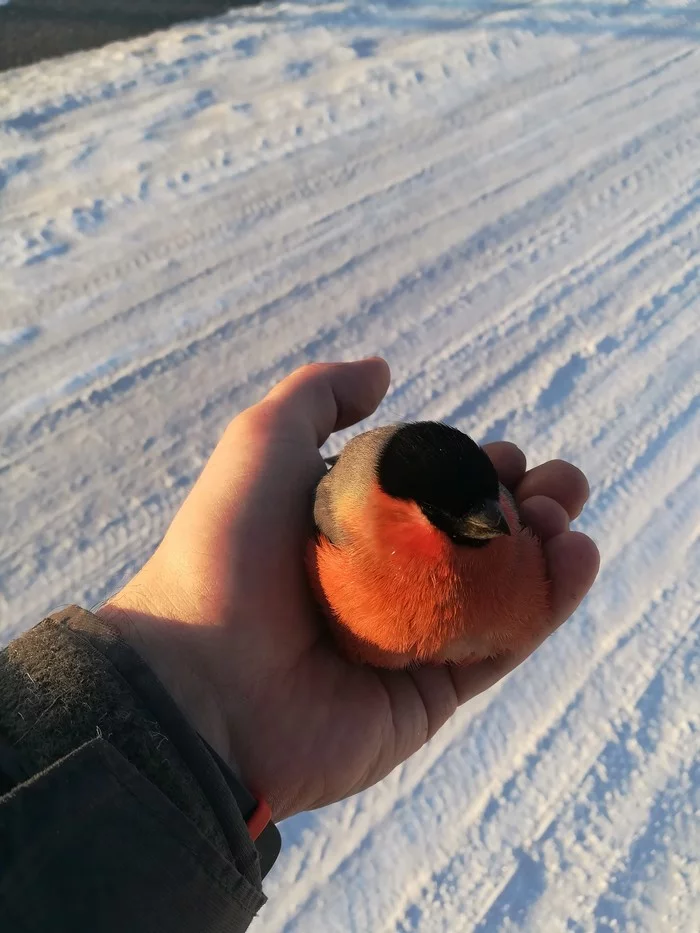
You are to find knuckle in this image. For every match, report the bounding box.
[293,361,327,381]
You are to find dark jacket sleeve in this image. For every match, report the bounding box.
[0,606,268,933]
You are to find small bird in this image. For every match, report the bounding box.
[307,422,550,668]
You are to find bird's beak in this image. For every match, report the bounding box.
[459,499,511,539]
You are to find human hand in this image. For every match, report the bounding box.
[98,359,599,821]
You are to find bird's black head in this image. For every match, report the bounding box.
[377,422,510,546]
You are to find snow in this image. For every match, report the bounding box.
[1,0,699,929]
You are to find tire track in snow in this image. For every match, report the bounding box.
[0,28,667,260]
[368,164,700,432]
[392,183,700,446]
[2,29,694,390]
[474,606,700,933]
[0,9,652,221]
[4,68,698,455]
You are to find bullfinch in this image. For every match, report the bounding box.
[307,421,550,669]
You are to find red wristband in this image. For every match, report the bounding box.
[246,796,272,842]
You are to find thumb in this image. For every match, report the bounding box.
[260,358,391,447]
[167,357,391,540]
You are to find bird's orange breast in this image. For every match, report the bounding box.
[307,483,550,668]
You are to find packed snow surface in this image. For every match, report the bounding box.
[1,1,698,930]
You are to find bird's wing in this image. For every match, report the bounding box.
[312,469,344,545]
[499,482,524,530]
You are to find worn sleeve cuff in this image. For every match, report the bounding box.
[0,605,267,930]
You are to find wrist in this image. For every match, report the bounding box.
[95,594,283,875]
[95,560,303,823]
[95,588,233,775]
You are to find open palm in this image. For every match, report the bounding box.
[99,359,599,820]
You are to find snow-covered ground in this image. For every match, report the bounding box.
[1,1,699,929]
